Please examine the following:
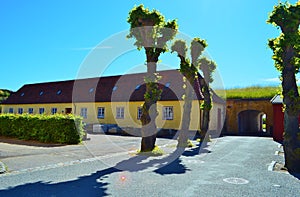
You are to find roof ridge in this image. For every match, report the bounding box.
[21,69,181,87]
[3,69,199,105]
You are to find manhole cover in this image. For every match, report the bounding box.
[223,177,249,185]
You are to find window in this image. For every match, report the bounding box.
[51,108,57,115]
[28,108,34,114]
[18,108,23,114]
[39,108,45,114]
[9,108,14,113]
[89,88,94,93]
[137,107,142,120]
[80,108,88,119]
[135,84,141,90]
[20,93,25,97]
[165,82,171,88]
[97,107,105,119]
[113,86,118,91]
[116,107,124,119]
[57,90,62,95]
[163,106,173,120]
[40,91,44,96]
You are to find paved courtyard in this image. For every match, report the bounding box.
[0,134,299,196]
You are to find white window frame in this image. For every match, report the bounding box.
[18,108,23,114]
[51,108,57,115]
[39,108,45,114]
[163,106,173,120]
[137,107,142,120]
[97,107,105,119]
[28,108,34,114]
[80,108,88,119]
[9,108,14,113]
[116,107,124,119]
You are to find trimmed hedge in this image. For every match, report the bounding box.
[0,114,85,144]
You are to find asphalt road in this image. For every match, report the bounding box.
[0,135,299,196]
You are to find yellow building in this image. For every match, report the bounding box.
[1,70,225,135]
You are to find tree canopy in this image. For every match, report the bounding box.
[127,4,178,152]
[268,1,300,72]
[127,5,178,54]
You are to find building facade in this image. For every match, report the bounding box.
[270,95,284,142]
[1,70,226,134]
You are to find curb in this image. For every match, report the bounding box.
[268,161,276,171]
[0,161,6,174]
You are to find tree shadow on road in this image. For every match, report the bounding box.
[290,172,300,180]
[0,167,119,196]
[153,157,188,175]
[113,148,190,175]
[182,141,211,157]
[0,142,208,196]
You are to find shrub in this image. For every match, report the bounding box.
[0,113,84,144]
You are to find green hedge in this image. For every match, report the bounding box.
[0,114,85,144]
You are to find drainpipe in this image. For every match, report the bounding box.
[73,103,77,115]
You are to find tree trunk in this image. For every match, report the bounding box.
[283,111,300,173]
[177,75,194,148]
[282,45,300,173]
[140,56,159,152]
[200,78,211,141]
[201,108,210,139]
[140,102,157,152]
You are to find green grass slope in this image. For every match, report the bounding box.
[224,86,280,99]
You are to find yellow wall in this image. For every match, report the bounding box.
[209,103,226,132]
[74,101,186,129]
[1,103,73,115]
[1,100,205,131]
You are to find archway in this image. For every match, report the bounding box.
[238,110,266,135]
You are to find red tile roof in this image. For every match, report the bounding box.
[2,70,210,104]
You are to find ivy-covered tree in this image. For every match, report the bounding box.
[127,5,178,152]
[172,38,217,144]
[171,38,207,147]
[198,58,216,140]
[190,38,217,141]
[267,1,300,173]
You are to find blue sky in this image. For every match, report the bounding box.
[1,0,298,91]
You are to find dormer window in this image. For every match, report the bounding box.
[135,84,141,90]
[165,82,171,88]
